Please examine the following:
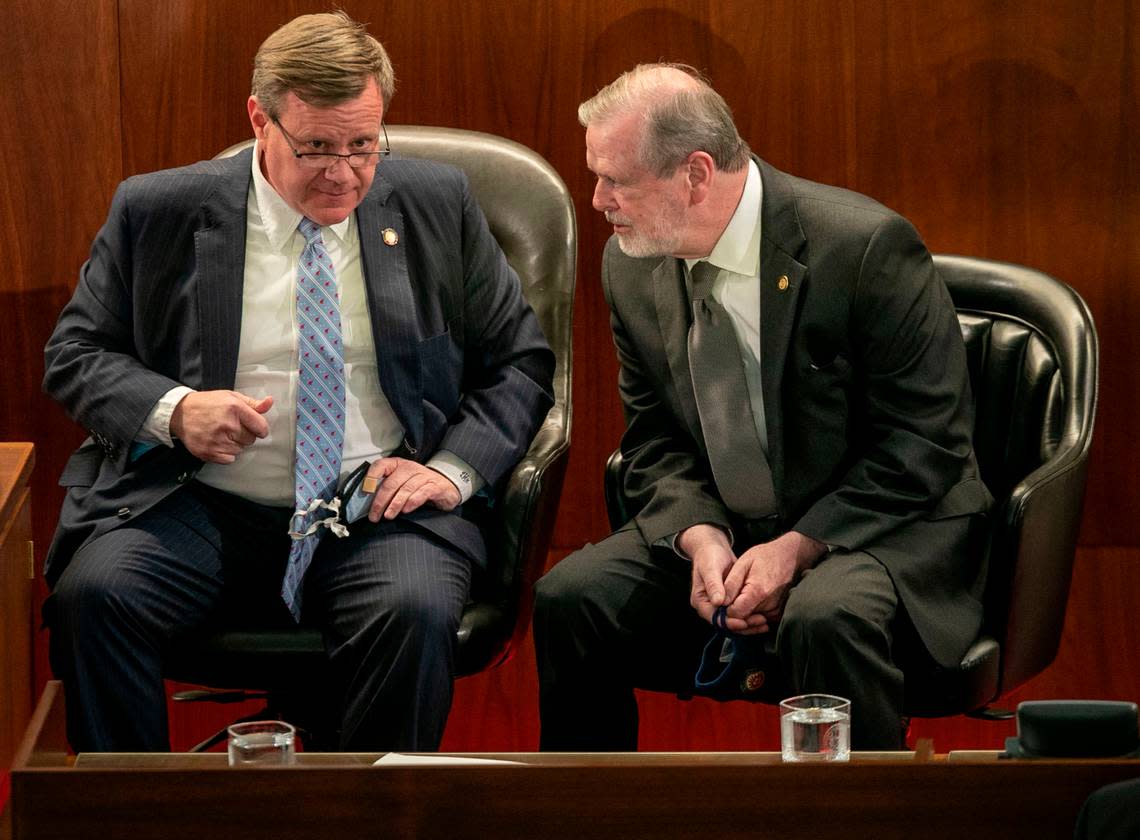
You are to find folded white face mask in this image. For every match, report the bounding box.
[288,461,381,542]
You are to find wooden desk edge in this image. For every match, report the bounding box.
[0,443,34,529]
[12,681,69,770]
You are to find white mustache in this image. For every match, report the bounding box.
[605,212,632,226]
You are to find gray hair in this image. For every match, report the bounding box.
[252,11,396,119]
[579,63,750,176]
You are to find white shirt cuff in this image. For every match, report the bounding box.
[138,386,194,447]
[427,451,485,503]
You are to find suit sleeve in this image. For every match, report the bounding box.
[43,182,186,473]
[435,178,556,488]
[604,249,731,545]
[791,213,985,550]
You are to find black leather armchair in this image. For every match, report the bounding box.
[604,254,1097,719]
[166,126,575,748]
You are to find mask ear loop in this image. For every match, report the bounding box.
[694,607,738,691]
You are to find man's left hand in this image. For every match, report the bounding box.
[365,458,461,521]
[722,531,828,633]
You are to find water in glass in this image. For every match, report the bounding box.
[781,704,851,762]
[228,729,295,766]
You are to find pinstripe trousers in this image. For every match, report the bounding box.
[45,481,471,752]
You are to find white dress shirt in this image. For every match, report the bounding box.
[140,143,482,507]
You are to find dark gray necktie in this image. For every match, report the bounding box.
[687,260,778,519]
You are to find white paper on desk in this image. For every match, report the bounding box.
[373,753,524,767]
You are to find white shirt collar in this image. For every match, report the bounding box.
[250,140,354,252]
[688,158,763,277]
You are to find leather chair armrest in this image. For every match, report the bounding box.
[498,408,571,589]
[459,408,570,671]
[603,448,627,532]
[998,451,1091,690]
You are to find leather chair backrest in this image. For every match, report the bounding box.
[936,255,1098,691]
[382,126,575,431]
[380,127,575,624]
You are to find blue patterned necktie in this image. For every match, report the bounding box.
[282,217,346,620]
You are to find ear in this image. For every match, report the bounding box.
[685,151,716,205]
[248,96,271,142]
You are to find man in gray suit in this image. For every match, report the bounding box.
[43,11,553,752]
[535,64,990,749]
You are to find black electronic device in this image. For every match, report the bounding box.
[1003,700,1140,758]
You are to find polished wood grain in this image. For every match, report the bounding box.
[0,445,34,772]
[18,760,1140,840]
[5,0,1138,755]
[0,0,120,713]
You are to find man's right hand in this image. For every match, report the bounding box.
[169,391,273,464]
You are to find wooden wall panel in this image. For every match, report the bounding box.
[843,2,1138,547]
[1,0,122,707]
[6,0,1138,754]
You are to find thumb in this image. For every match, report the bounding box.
[697,560,726,607]
[243,394,274,414]
[235,394,272,438]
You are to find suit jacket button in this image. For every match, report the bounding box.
[117,507,131,518]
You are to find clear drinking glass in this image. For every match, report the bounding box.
[780,694,851,762]
[227,720,297,767]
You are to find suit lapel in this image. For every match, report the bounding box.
[195,151,251,390]
[757,159,807,493]
[654,257,703,441]
[356,176,424,451]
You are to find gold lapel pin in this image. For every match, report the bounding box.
[382,228,399,247]
[777,275,790,291]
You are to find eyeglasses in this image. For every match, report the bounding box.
[272,119,391,169]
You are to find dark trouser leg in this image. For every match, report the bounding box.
[533,525,709,751]
[45,490,232,752]
[775,550,906,750]
[304,526,471,751]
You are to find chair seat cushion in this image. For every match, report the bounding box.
[166,629,328,692]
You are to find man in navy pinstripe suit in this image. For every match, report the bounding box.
[42,11,554,752]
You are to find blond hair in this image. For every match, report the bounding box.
[579,63,750,176]
[252,11,396,118]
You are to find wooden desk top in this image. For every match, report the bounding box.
[72,749,921,769]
